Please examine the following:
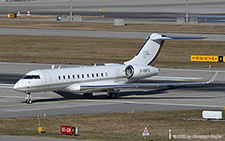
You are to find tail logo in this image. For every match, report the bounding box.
[143,51,150,58]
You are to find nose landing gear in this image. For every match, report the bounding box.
[25,93,32,104]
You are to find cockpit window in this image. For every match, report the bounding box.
[23,75,40,79]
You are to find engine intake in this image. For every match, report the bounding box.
[125,65,159,80]
[125,65,134,78]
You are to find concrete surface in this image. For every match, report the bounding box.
[0,62,224,119]
[0,0,225,25]
[1,0,225,14]
[0,27,225,41]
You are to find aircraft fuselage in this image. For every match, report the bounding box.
[13,64,159,93]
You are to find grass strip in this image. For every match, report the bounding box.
[0,110,224,140]
[0,35,225,68]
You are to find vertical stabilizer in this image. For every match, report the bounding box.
[124,33,164,65]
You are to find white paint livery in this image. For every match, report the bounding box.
[13,33,216,104]
[125,33,164,65]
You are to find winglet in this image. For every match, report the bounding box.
[205,72,218,84]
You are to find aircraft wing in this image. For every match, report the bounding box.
[0,84,14,88]
[143,76,201,81]
[80,72,218,91]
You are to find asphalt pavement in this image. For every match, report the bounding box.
[0,62,224,119]
[0,27,225,41]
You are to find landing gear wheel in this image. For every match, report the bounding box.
[26,99,32,104]
[83,93,93,99]
[108,92,117,99]
[28,99,32,104]
[26,93,32,104]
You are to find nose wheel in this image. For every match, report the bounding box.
[26,93,32,104]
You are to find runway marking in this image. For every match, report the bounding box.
[0,90,211,108]
[30,99,84,105]
[85,99,224,108]
[0,84,14,88]
[0,96,54,99]
[0,99,84,108]
[120,90,199,98]
[0,103,27,108]
[0,98,223,110]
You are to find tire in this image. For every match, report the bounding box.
[83,93,93,99]
[108,93,117,99]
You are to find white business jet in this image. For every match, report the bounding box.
[13,33,217,104]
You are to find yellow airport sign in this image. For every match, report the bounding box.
[219,56,224,62]
[191,55,208,62]
[38,127,45,133]
[10,13,17,19]
[208,56,218,62]
[191,55,222,62]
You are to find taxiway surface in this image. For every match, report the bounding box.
[0,28,225,41]
[1,0,225,25]
[0,62,224,118]
[1,0,225,14]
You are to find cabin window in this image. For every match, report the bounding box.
[68,75,70,79]
[87,74,89,78]
[63,75,66,79]
[82,74,84,78]
[77,74,80,79]
[105,72,108,77]
[101,73,104,77]
[23,75,41,79]
[92,74,94,78]
[72,75,75,79]
[96,73,98,77]
[58,76,61,80]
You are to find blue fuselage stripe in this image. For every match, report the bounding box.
[136,36,150,56]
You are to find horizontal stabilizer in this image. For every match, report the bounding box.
[152,36,206,41]
[125,33,206,65]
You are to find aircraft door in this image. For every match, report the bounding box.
[43,72,52,85]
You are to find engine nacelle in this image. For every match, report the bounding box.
[125,65,159,80]
[65,84,80,92]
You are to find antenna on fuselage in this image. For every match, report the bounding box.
[51,65,55,69]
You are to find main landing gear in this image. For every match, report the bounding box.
[83,89,120,99]
[107,89,119,99]
[83,93,93,99]
[25,92,32,104]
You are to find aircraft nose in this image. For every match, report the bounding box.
[13,81,23,92]
[13,82,19,90]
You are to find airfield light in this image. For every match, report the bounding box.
[186,0,189,23]
[169,128,172,139]
[70,0,73,21]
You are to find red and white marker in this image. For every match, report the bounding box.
[142,126,149,137]
[17,10,21,17]
[27,10,30,16]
